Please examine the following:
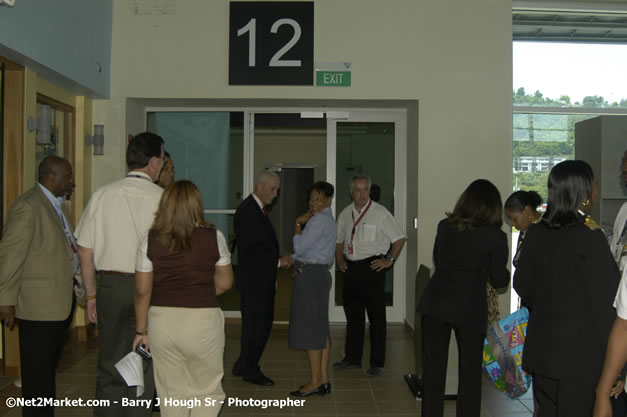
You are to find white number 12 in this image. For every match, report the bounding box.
[237,18,302,68]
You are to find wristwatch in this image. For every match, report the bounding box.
[386,255,395,263]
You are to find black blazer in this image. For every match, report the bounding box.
[513,220,619,378]
[234,194,279,293]
[418,219,510,330]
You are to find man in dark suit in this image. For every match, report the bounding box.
[232,170,288,386]
[0,156,76,417]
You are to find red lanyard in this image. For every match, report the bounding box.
[349,200,372,245]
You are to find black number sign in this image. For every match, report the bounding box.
[229,2,314,85]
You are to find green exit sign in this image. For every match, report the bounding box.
[316,71,351,87]
[315,62,352,87]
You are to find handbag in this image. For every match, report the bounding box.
[482,307,532,399]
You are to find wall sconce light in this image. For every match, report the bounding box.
[85,124,105,156]
[27,104,52,144]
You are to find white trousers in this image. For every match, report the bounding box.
[148,306,225,417]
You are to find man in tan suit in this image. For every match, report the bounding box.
[0,156,76,417]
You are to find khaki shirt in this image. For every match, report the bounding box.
[75,171,163,273]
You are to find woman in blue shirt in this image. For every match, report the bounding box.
[288,181,337,397]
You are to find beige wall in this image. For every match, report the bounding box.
[94,0,513,324]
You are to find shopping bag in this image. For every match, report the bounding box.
[482,307,532,399]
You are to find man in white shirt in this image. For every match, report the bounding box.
[334,175,406,377]
[75,132,165,417]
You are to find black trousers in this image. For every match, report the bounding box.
[342,258,386,368]
[18,296,75,417]
[421,314,485,417]
[233,289,275,379]
[532,372,597,417]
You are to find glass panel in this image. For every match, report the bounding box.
[35,105,67,181]
[514,42,627,108]
[512,113,595,202]
[335,122,395,307]
[147,112,244,210]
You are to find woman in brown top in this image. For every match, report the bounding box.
[133,180,233,417]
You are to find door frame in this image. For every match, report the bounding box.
[326,110,407,323]
[144,105,408,323]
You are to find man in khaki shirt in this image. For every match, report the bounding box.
[75,132,164,417]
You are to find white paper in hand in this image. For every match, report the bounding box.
[114,351,145,397]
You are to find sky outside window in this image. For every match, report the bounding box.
[514,42,627,106]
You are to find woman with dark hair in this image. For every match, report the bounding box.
[133,180,233,417]
[418,179,510,417]
[505,190,543,268]
[287,181,336,397]
[505,189,544,416]
[514,160,620,417]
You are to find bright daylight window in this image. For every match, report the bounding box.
[513,41,627,202]
[511,41,627,311]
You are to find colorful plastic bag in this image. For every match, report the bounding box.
[482,307,532,399]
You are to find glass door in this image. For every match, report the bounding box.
[327,111,407,323]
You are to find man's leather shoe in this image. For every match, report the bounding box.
[244,375,274,386]
[366,366,385,377]
[333,359,361,369]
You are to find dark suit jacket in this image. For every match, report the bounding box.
[234,194,279,293]
[0,185,74,321]
[418,219,510,330]
[514,220,619,378]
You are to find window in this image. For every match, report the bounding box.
[511,38,627,312]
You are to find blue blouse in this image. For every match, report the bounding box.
[293,207,336,265]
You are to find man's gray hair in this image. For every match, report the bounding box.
[349,175,371,191]
[254,170,280,188]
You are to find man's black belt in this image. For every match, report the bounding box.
[345,255,383,266]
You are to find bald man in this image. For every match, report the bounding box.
[0,156,77,417]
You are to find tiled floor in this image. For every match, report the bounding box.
[0,323,534,416]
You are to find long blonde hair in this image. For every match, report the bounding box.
[150,180,213,253]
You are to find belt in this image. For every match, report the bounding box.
[294,261,327,267]
[346,255,383,266]
[100,270,134,277]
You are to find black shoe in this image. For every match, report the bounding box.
[244,375,274,386]
[333,359,361,369]
[366,366,385,377]
[290,383,331,397]
[320,382,331,394]
[298,382,331,393]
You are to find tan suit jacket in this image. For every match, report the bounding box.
[0,185,74,321]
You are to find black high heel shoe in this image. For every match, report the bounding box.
[290,382,331,397]
[320,382,331,395]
